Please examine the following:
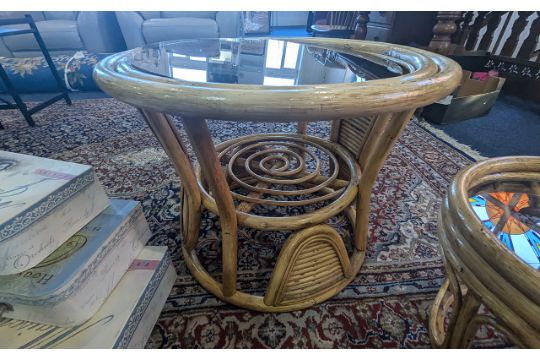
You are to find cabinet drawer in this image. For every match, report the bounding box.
[366,25,391,42]
[368,11,394,26]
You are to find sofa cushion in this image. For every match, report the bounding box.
[138,11,160,20]
[43,11,79,21]
[2,20,84,53]
[160,11,216,19]
[142,17,218,44]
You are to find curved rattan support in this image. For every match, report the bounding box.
[430,156,540,348]
[138,110,203,253]
[181,217,366,313]
[429,278,454,348]
[264,225,352,307]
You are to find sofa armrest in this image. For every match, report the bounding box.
[115,11,147,49]
[77,11,126,53]
[216,11,244,38]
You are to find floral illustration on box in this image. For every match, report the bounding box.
[470,192,540,269]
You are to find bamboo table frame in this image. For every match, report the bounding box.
[94,38,462,312]
[430,156,540,348]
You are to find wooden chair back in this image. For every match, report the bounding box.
[326,11,361,30]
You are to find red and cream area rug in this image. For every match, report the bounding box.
[0,99,508,348]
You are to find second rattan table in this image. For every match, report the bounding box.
[430,156,540,348]
[94,37,461,311]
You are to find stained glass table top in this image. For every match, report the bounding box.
[130,38,400,86]
[470,191,540,269]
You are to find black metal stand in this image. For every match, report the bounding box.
[0,15,71,129]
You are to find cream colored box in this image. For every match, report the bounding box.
[0,246,176,348]
[0,151,109,275]
[0,199,150,327]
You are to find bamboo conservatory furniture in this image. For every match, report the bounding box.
[94,37,461,312]
[430,156,540,348]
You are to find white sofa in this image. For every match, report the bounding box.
[0,11,126,57]
[115,11,244,49]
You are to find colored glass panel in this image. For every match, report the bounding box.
[469,192,540,270]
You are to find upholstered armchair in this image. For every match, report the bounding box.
[115,12,244,49]
[0,12,126,57]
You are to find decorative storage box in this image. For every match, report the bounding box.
[0,151,109,275]
[0,199,150,327]
[0,246,175,349]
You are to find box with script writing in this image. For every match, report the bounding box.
[0,199,150,327]
[0,151,109,275]
[0,246,176,349]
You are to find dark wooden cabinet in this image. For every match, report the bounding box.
[365,11,438,46]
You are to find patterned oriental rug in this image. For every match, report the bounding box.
[0,99,509,348]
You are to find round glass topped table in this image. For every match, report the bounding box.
[430,156,540,348]
[94,38,461,312]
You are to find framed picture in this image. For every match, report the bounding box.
[244,11,271,34]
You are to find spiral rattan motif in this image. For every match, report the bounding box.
[193,133,361,232]
[221,136,344,207]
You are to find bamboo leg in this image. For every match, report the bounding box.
[460,315,487,349]
[329,119,342,176]
[430,278,453,347]
[182,117,238,297]
[443,258,463,338]
[179,186,200,251]
[429,212,465,348]
[354,110,415,251]
[460,314,526,348]
[449,291,481,348]
[138,109,202,251]
[296,120,309,159]
[429,252,463,348]
[297,120,308,135]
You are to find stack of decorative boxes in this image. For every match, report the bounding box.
[0,151,176,348]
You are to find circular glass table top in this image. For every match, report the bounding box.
[469,189,540,269]
[130,38,401,86]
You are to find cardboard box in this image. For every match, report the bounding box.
[422,70,506,124]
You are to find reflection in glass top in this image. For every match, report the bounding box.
[130,38,401,86]
[469,191,540,269]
